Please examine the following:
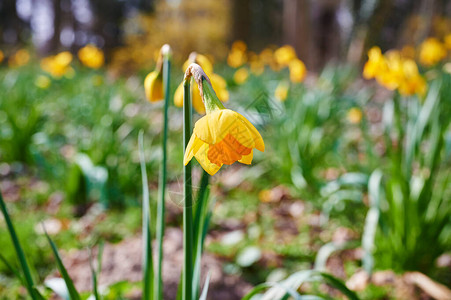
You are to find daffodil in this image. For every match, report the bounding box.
[445,34,451,50]
[41,51,73,78]
[275,81,289,101]
[227,40,247,68]
[183,64,265,175]
[9,49,30,67]
[144,45,172,102]
[0,50,4,63]
[419,38,446,66]
[175,52,228,114]
[363,47,387,79]
[78,44,104,69]
[144,70,163,102]
[274,45,297,66]
[289,58,307,83]
[233,68,249,84]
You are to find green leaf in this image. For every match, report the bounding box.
[43,225,80,300]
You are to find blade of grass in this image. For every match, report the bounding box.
[183,77,193,300]
[139,131,154,299]
[154,48,171,300]
[198,271,211,300]
[43,225,80,300]
[89,241,104,300]
[0,191,39,299]
[0,253,24,284]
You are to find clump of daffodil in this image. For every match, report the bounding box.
[9,49,30,67]
[363,47,427,96]
[41,51,74,78]
[78,44,104,69]
[419,37,447,66]
[347,107,363,124]
[275,81,289,102]
[227,40,247,68]
[0,50,4,64]
[35,75,51,89]
[144,45,171,102]
[183,63,265,175]
[289,58,307,83]
[274,45,297,66]
[175,52,228,114]
[233,67,249,84]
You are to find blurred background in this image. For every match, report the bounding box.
[1,0,451,69]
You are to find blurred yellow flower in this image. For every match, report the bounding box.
[363,47,387,79]
[144,70,163,102]
[347,108,362,124]
[0,50,4,63]
[41,51,73,78]
[234,68,249,84]
[227,48,247,68]
[9,49,30,67]
[275,81,289,102]
[35,75,51,89]
[184,108,265,175]
[363,47,427,96]
[397,59,427,96]
[231,40,247,52]
[274,45,297,66]
[289,58,307,83]
[78,45,104,69]
[419,38,446,66]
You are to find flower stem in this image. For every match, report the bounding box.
[183,78,193,300]
[154,53,171,300]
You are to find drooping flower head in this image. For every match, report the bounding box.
[183,64,264,175]
[174,52,228,114]
[143,44,171,102]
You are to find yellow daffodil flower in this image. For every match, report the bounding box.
[275,81,289,101]
[347,108,362,124]
[183,64,264,175]
[0,50,4,63]
[289,58,307,83]
[227,41,248,68]
[419,38,446,66]
[274,45,297,66]
[9,49,30,67]
[78,45,104,69]
[363,47,427,96]
[175,52,228,114]
[234,68,249,84]
[41,51,73,78]
[363,47,387,79]
[144,70,163,102]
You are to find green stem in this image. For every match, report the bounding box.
[183,78,193,300]
[154,53,171,300]
[0,191,38,299]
